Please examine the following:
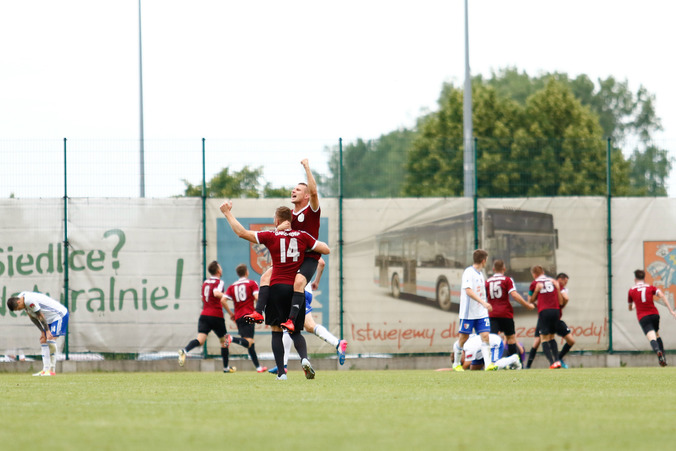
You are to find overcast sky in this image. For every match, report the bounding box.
[1,0,674,197]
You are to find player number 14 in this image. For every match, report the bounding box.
[279,238,300,263]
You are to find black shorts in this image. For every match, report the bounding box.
[490,317,516,336]
[197,315,227,337]
[537,309,560,336]
[265,284,306,330]
[533,316,570,338]
[236,318,256,338]
[298,258,319,284]
[639,314,660,335]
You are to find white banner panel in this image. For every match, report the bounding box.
[0,199,64,355]
[611,198,676,351]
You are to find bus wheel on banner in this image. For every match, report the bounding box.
[391,273,401,298]
[436,278,452,311]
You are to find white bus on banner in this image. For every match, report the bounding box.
[374,208,558,311]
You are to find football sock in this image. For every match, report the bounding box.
[558,342,572,360]
[254,286,269,314]
[290,332,308,361]
[231,336,250,348]
[542,341,554,364]
[40,344,50,371]
[548,340,559,363]
[507,343,519,359]
[657,337,665,353]
[526,348,537,368]
[282,331,292,365]
[481,341,493,369]
[220,347,230,369]
[184,339,201,353]
[650,339,660,354]
[452,341,463,367]
[288,291,305,322]
[314,324,339,347]
[47,340,57,371]
[248,344,260,368]
[271,331,285,376]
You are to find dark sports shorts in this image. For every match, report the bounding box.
[534,317,571,338]
[537,309,560,336]
[265,283,306,331]
[236,318,256,338]
[298,258,319,284]
[197,315,227,337]
[490,317,516,336]
[639,314,660,335]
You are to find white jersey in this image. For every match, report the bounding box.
[462,333,504,362]
[20,291,68,325]
[459,265,488,320]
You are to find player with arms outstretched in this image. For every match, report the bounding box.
[245,159,324,333]
[220,201,330,380]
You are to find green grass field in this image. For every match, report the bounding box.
[1,367,675,450]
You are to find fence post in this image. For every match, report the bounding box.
[473,137,479,249]
[201,138,208,359]
[606,137,613,353]
[63,138,70,360]
[338,138,344,341]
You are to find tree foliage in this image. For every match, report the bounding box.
[182,166,292,198]
[320,129,414,198]
[405,78,631,196]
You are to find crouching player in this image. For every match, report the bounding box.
[452,333,522,371]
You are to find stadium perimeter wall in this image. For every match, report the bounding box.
[2,197,676,359]
[0,353,664,374]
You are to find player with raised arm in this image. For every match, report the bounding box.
[486,259,534,364]
[7,291,69,376]
[628,269,676,367]
[223,264,267,373]
[452,249,495,371]
[220,201,330,380]
[178,261,237,373]
[528,266,564,369]
[244,159,322,332]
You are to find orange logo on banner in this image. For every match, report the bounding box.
[249,223,275,275]
[643,241,676,305]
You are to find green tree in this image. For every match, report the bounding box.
[405,78,631,196]
[182,166,265,198]
[320,129,414,198]
[628,145,674,196]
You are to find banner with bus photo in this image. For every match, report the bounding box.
[341,197,609,355]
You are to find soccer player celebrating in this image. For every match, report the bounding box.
[245,159,323,332]
[220,201,330,380]
[628,269,676,367]
[452,249,495,371]
[7,291,69,376]
[486,259,534,363]
[223,264,267,373]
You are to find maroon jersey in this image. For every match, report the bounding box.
[529,275,560,312]
[628,282,660,320]
[486,273,517,318]
[225,278,259,320]
[292,203,321,261]
[201,277,225,318]
[255,229,318,285]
